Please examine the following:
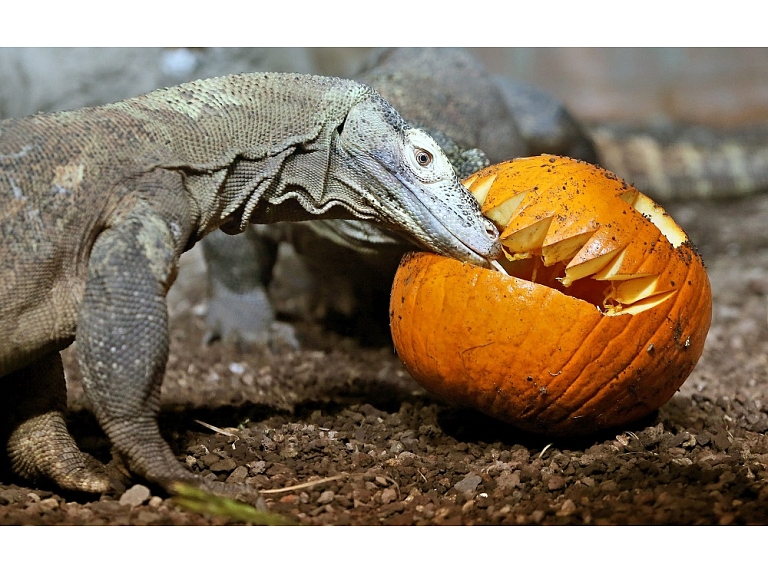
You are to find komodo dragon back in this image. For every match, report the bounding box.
[0,72,500,495]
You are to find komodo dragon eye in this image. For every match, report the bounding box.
[415,148,433,167]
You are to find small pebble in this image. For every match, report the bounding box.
[380,488,398,504]
[317,490,335,505]
[119,484,151,508]
[547,475,566,491]
[496,471,521,490]
[226,466,249,483]
[39,498,59,512]
[199,453,221,467]
[557,499,577,517]
[454,474,482,494]
[210,458,237,472]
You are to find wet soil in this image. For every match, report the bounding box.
[3,194,768,526]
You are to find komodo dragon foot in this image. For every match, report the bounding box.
[2,353,255,498]
[3,352,111,493]
[201,224,300,352]
[8,411,111,493]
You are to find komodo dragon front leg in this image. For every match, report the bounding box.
[6,206,190,491]
[76,206,195,488]
[3,174,197,492]
[0,72,500,495]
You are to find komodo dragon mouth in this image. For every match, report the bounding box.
[418,204,501,268]
[392,173,502,269]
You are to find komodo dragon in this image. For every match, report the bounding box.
[0,72,502,494]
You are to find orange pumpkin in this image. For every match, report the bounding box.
[390,156,712,436]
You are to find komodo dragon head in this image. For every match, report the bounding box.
[329,92,502,267]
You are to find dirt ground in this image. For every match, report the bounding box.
[2,191,768,526]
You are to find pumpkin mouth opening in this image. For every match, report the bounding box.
[473,172,682,317]
[491,253,675,316]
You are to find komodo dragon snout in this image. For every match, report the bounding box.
[331,93,502,267]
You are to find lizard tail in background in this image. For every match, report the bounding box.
[590,122,768,202]
[494,74,768,203]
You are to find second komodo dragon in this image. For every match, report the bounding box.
[0,73,501,495]
[201,47,598,347]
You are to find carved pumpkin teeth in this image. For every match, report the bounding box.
[618,188,640,204]
[467,172,497,207]
[561,247,623,287]
[500,215,553,257]
[626,192,687,248]
[478,156,687,312]
[606,274,661,305]
[603,289,676,316]
[485,191,528,228]
[541,230,594,267]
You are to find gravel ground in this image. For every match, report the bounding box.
[2,193,768,526]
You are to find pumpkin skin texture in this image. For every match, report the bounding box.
[390,156,712,436]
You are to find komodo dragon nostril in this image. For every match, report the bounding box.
[484,218,499,239]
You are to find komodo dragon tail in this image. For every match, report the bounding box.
[590,121,768,202]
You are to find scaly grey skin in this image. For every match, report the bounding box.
[494,77,599,164]
[0,72,500,495]
[358,47,528,163]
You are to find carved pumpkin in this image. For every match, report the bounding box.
[390,156,712,435]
